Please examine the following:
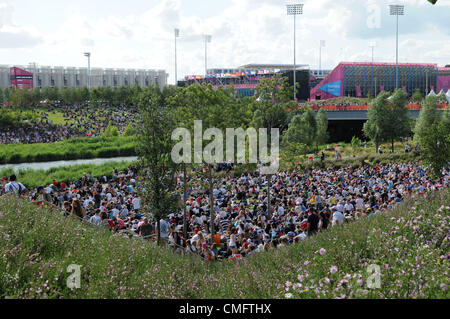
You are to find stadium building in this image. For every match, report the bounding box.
[0,64,168,90]
[180,64,314,101]
[310,62,450,100]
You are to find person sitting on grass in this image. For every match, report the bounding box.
[4,174,26,198]
[71,198,86,220]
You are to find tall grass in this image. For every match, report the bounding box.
[0,161,134,189]
[0,189,448,299]
[0,136,137,164]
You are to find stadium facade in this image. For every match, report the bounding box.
[0,64,168,90]
[181,64,331,102]
[310,62,450,100]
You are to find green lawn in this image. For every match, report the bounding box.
[0,136,137,164]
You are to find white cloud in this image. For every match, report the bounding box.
[0,0,449,83]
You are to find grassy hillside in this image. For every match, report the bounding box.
[0,136,137,164]
[0,190,448,299]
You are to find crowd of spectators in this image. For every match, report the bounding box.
[0,104,139,144]
[1,161,447,262]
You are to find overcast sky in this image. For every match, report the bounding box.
[0,0,449,84]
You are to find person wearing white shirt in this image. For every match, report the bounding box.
[344,201,354,214]
[332,209,345,226]
[132,195,140,211]
[110,207,120,218]
[277,205,285,216]
[335,202,345,213]
[4,175,26,196]
[89,212,102,226]
[356,196,364,208]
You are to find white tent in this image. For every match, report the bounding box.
[445,89,450,103]
[427,89,437,97]
[437,89,445,96]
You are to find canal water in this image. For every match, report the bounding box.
[0,156,138,172]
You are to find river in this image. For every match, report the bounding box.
[0,156,138,172]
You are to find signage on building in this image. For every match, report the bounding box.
[319,80,341,96]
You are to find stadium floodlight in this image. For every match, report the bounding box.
[84,52,91,89]
[204,34,212,77]
[175,29,180,86]
[389,4,405,89]
[319,40,325,74]
[369,41,377,63]
[286,3,304,101]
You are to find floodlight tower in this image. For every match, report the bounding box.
[286,3,303,101]
[84,52,91,89]
[319,40,325,75]
[174,29,180,86]
[369,41,377,63]
[204,35,212,77]
[389,4,404,89]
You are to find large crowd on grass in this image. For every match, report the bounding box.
[0,104,139,144]
[1,161,448,262]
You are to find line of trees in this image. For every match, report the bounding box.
[363,89,449,175]
[0,84,179,107]
[414,95,450,176]
[282,107,328,151]
[363,89,412,153]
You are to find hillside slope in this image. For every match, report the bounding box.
[0,190,448,299]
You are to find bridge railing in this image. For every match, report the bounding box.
[306,103,447,112]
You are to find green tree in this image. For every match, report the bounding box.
[30,87,42,106]
[3,87,11,104]
[414,95,441,145]
[60,87,73,105]
[411,88,423,103]
[71,88,82,105]
[90,88,102,107]
[161,85,178,108]
[169,83,236,236]
[283,108,317,147]
[137,87,180,245]
[385,89,411,152]
[41,86,59,104]
[9,88,32,107]
[0,87,4,104]
[250,75,291,135]
[103,122,120,137]
[102,86,114,105]
[316,107,329,148]
[114,85,131,106]
[443,106,450,124]
[351,136,361,156]
[123,123,135,136]
[80,87,90,104]
[363,91,390,153]
[419,119,449,177]
[131,84,143,105]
